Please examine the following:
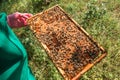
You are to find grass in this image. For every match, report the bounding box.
[0,0,120,80]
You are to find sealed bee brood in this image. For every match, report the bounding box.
[27,5,107,80]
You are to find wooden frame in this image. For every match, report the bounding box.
[27,5,107,80]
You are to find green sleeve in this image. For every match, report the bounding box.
[0,12,9,32]
[0,12,35,80]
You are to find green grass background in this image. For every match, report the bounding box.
[0,0,120,80]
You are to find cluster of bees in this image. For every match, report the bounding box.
[27,6,102,79]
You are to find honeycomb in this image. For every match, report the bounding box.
[27,5,106,80]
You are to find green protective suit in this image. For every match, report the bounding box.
[0,13,35,80]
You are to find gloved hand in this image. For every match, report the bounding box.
[7,12,33,28]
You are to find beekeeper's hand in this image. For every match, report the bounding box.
[7,12,33,28]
